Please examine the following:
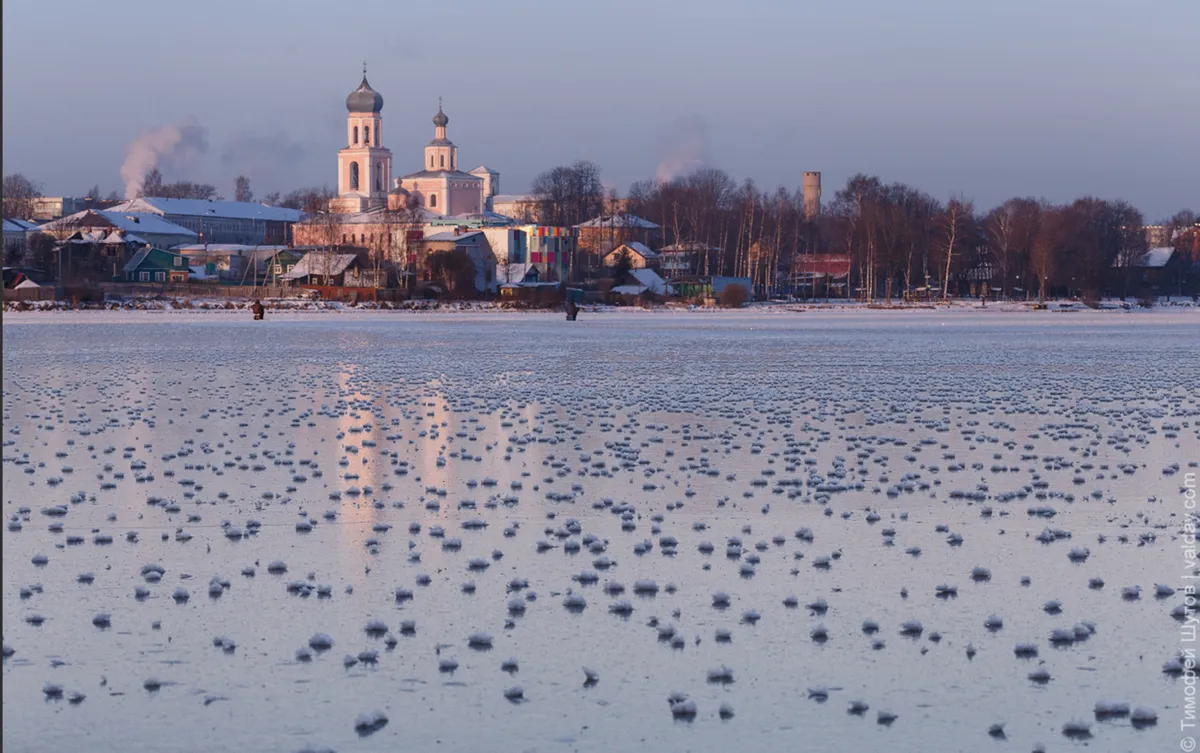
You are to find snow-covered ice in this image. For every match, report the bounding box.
[1,309,1191,751]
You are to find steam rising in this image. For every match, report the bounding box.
[656,116,710,183]
[120,119,209,198]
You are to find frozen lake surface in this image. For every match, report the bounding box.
[3,311,1195,752]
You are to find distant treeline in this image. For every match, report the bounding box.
[519,163,1198,300]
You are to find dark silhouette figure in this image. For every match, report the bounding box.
[565,298,579,321]
[252,300,265,320]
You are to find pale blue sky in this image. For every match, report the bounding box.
[3,0,1196,218]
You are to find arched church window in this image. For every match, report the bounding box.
[364,126,370,144]
[353,126,358,145]
[350,161,359,190]
[375,162,383,192]
[430,194,437,208]
[440,155,445,168]
[429,156,434,168]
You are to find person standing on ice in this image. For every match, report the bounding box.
[252,300,265,320]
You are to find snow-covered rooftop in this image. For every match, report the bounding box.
[102,230,148,245]
[611,284,648,296]
[577,213,660,229]
[423,230,484,243]
[630,267,669,294]
[3,219,38,233]
[69,230,108,244]
[1112,247,1176,269]
[399,169,483,182]
[280,252,359,279]
[108,197,303,223]
[609,241,658,260]
[434,211,516,226]
[1139,247,1174,268]
[40,209,198,239]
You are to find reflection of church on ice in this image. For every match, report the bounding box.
[329,69,498,217]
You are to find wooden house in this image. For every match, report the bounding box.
[602,242,659,270]
[122,247,190,283]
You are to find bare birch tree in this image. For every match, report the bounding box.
[935,197,974,302]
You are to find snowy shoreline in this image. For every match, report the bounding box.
[3,297,1197,321]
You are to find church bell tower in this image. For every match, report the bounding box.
[331,65,393,214]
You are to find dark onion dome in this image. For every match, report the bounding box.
[346,76,383,113]
[433,107,448,127]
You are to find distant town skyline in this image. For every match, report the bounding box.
[3,0,1197,219]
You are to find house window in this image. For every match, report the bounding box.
[350,161,360,190]
[353,126,358,144]
[139,272,149,282]
[173,256,183,267]
[430,194,437,208]
[155,271,166,282]
[274,264,282,274]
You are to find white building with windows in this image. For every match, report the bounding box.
[327,72,498,219]
[491,194,536,221]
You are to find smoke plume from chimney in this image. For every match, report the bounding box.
[655,116,710,184]
[120,119,209,198]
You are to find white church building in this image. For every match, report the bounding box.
[328,71,498,217]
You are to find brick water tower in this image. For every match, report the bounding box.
[802,172,821,219]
